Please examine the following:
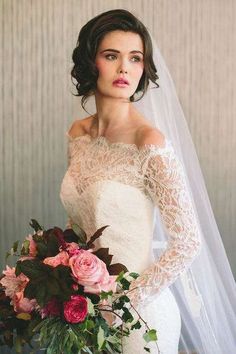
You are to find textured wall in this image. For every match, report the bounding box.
[1,0,236,288]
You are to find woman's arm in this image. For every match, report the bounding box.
[127,137,202,309]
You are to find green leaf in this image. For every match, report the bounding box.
[71,223,87,243]
[86,319,95,330]
[14,335,23,353]
[5,251,11,262]
[106,335,119,344]
[52,265,74,301]
[115,271,125,283]
[113,301,123,310]
[120,277,130,290]
[47,233,60,256]
[13,240,19,253]
[6,240,20,261]
[87,225,110,248]
[118,295,130,303]
[34,241,47,258]
[143,329,158,343]
[121,307,134,323]
[131,320,141,330]
[129,272,139,279]
[15,261,22,276]
[100,290,113,300]
[21,239,30,255]
[97,325,105,350]
[144,347,151,352]
[46,277,60,296]
[82,347,94,354]
[87,298,95,316]
[17,259,51,279]
[63,228,79,243]
[24,278,52,307]
[29,219,44,232]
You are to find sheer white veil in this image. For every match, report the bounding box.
[133,33,236,353]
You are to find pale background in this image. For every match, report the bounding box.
[1,0,236,283]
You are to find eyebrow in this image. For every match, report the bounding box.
[100,49,144,56]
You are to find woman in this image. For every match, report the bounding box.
[60,9,236,354]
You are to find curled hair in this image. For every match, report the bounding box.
[71,9,159,112]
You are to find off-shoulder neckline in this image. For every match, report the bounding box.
[66,131,172,153]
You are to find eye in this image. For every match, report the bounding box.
[105,54,117,60]
[131,56,142,62]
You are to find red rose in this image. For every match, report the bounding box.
[63,295,88,323]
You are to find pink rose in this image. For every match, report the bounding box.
[43,251,69,267]
[69,249,110,287]
[41,298,61,319]
[12,290,37,313]
[69,249,118,295]
[63,295,88,323]
[84,275,117,295]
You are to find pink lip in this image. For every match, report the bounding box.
[113,78,129,85]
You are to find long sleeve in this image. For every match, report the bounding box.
[127,140,202,309]
[65,137,74,229]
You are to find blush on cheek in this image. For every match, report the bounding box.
[95,57,112,74]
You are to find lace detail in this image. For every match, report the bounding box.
[127,143,202,309]
[61,131,202,312]
[66,131,172,152]
[64,132,171,199]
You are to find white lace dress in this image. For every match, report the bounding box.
[59,132,202,354]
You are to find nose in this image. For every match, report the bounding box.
[118,59,128,74]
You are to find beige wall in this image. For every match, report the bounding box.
[1,0,236,280]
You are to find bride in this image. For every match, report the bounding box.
[60,9,236,354]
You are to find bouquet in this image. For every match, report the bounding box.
[0,219,159,353]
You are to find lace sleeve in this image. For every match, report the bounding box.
[65,139,74,229]
[127,140,202,309]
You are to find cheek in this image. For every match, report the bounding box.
[95,59,109,78]
[136,64,144,78]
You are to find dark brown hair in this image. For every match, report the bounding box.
[71,9,159,112]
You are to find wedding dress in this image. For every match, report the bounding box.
[59,130,202,354]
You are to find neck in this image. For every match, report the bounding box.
[92,92,138,136]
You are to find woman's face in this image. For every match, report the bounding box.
[94,30,144,100]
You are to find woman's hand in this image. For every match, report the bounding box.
[98,297,123,327]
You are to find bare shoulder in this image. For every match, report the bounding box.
[67,116,91,138]
[136,126,166,148]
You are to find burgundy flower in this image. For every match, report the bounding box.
[63,295,88,323]
[53,227,67,249]
[41,298,61,318]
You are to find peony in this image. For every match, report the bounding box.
[43,251,69,267]
[0,266,29,298]
[63,295,88,323]
[12,290,37,313]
